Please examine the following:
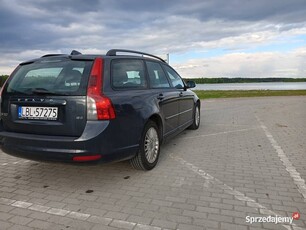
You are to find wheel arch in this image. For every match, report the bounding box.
[196,99,201,108]
[148,114,164,143]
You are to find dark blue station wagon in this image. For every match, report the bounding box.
[0,49,200,170]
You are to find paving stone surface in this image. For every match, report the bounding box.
[0,96,305,229]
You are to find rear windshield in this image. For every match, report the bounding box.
[5,59,92,96]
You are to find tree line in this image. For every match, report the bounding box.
[0,75,9,87]
[1,75,306,87]
[183,77,306,84]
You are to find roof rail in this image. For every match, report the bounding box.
[106,49,166,63]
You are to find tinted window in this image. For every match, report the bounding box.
[146,61,170,88]
[163,65,185,89]
[6,59,92,95]
[111,59,147,89]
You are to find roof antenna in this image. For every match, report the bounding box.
[71,50,82,55]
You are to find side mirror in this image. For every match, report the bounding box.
[186,80,196,89]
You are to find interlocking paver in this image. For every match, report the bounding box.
[208,213,233,223]
[177,223,204,230]
[0,211,13,221]
[166,214,192,224]
[27,220,52,229]
[104,211,129,220]
[182,210,208,219]
[91,225,118,230]
[151,199,172,207]
[8,216,33,225]
[28,211,51,221]
[151,219,177,229]
[0,97,305,229]
[87,215,112,225]
[193,218,219,228]
[127,215,153,225]
[136,203,159,211]
[133,224,161,230]
[109,219,136,229]
[196,206,220,214]
[221,222,248,230]
[46,208,70,216]
[0,204,14,213]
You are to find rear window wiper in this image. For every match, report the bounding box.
[7,88,31,95]
[31,88,68,95]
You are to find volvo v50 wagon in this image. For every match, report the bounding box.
[0,49,200,170]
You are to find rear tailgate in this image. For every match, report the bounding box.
[2,96,86,136]
[1,57,93,137]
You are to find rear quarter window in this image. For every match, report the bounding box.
[111,59,147,89]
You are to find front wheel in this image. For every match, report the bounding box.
[130,121,160,170]
[189,103,200,130]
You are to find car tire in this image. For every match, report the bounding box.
[130,120,160,170]
[189,103,200,130]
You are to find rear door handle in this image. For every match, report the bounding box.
[157,94,164,100]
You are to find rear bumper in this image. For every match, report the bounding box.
[0,121,138,163]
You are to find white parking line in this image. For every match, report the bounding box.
[0,197,162,230]
[170,154,302,230]
[180,127,260,140]
[0,159,31,166]
[256,115,306,202]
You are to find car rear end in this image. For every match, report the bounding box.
[0,54,118,163]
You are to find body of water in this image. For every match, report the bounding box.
[194,82,306,90]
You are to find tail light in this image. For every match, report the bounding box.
[87,58,116,120]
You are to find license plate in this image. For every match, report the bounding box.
[18,106,58,120]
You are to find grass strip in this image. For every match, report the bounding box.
[193,90,306,99]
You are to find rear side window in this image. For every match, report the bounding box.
[111,59,147,89]
[6,59,92,96]
[146,61,170,88]
[163,65,185,89]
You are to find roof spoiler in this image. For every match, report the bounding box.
[41,50,82,58]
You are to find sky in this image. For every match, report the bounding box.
[1,0,306,78]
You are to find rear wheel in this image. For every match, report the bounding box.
[130,121,160,170]
[189,103,200,130]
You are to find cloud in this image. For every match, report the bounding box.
[0,0,306,77]
[173,47,306,78]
